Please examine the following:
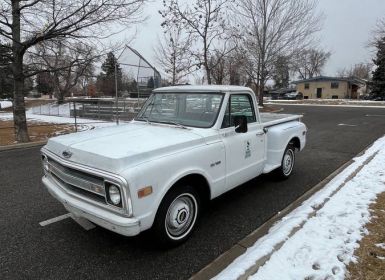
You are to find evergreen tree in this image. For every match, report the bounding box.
[36,72,54,96]
[372,37,385,97]
[97,52,123,96]
[0,43,13,99]
[147,77,154,88]
[129,79,138,92]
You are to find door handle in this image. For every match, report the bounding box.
[256,132,264,136]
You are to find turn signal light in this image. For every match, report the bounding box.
[138,186,153,198]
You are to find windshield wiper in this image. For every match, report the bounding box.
[159,120,188,129]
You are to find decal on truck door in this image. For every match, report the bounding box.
[245,141,251,159]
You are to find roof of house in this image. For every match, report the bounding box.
[269,88,296,94]
[292,76,366,86]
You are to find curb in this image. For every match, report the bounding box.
[190,146,372,280]
[0,140,47,152]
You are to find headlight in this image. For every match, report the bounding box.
[42,155,49,172]
[107,185,121,206]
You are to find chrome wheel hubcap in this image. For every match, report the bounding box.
[283,149,294,175]
[165,194,197,239]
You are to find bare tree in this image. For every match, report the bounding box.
[160,0,235,84]
[293,48,331,80]
[237,0,322,105]
[0,0,146,142]
[337,63,373,80]
[272,55,290,88]
[154,26,193,85]
[209,50,227,84]
[209,47,250,85]
[370,18,385,47]
[31,39,96,103]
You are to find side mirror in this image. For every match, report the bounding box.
[234,115,248,133]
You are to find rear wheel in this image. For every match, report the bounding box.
[275,144,295,179]
[152,185,200,248]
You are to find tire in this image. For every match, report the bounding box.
[275,144,295,180]
[152,185,201,248]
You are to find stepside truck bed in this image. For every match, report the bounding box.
[260,112,302,128]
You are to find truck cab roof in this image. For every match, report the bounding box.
[152,85,254,94]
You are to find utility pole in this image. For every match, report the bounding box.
[115,62,119,125]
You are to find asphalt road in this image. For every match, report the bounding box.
[1,105,385,280]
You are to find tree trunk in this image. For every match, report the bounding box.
[57,90,65,104]
[205,65,212,85]
[13,57,30,142]
[12,0,30,142]
[258,75,265,106]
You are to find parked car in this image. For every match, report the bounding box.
[362,93,385,101]
[284,92,303,100]
[41,85,307,247]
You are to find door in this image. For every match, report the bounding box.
[220,94,266,191]
[316,88,322,98]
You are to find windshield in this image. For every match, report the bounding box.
[136,92,224,128]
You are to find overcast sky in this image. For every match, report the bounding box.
[123,0,385,79]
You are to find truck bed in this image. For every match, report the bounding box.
[260,112,302,127]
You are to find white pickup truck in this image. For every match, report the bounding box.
[41,85,306,246]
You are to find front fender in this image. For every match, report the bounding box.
[120,142,225,232]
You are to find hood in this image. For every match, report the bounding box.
[44,122,205,173]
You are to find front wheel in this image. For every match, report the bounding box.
[275,144,295,179]
[152,185,200,248]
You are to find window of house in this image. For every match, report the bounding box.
[221,94,256,128]
[304,83,310,89]
[331,82,339,89]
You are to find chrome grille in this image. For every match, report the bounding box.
[47,157,107,204]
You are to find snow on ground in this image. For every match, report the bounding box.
[215,135,385,280]
[0,108,116,130]
[265,99,385,109]
[30,102,73,117]
[0,100,12,109]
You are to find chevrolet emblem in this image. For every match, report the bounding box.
[62,150,72,159]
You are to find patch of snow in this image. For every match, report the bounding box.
[0,110,116,131]
[0,100,12,109]
[377,256,385,260]
[264,102,385,109]
[30,102,73,117]
[215,135,385,280]
[376,243,385,250]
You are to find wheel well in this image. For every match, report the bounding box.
[289,137,301,150]
[169,174,211,204]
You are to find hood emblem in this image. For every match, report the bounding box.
[62,150,73,159]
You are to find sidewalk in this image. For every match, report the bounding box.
[266,99,385,108]
[214,135,385,280]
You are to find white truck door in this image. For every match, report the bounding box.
[220,94,266,191]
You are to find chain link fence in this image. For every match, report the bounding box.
[31,98,146,121]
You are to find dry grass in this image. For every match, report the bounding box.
[346,192,385,280]
[0,120,74,146]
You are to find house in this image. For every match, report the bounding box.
[293,76,366,99]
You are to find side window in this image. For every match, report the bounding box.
[221,94,256,128]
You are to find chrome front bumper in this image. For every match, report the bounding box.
[43,175,141,236]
